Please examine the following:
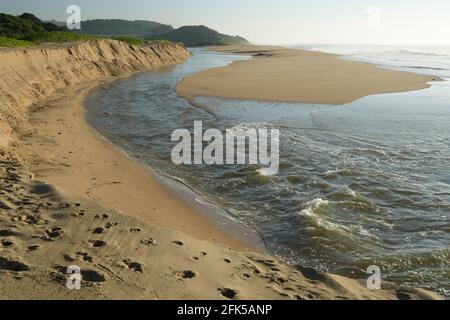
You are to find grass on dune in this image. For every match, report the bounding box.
[21,31,97,43]
[149,39,174,45]
[0,32,167,48]
[0,36,33,47]
[111,36,145,46]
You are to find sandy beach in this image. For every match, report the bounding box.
[0,40,443,300]
[175,44,437,105]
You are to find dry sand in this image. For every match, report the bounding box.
[176,44,437,105]
[0,40,442,300]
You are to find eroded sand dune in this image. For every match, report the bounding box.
[0,39,190,143]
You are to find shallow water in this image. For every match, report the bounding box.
[86,48,450,296]
[296,44,450,78]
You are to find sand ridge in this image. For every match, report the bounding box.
[175,44,437,105]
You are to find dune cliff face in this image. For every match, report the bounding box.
[0,39,191,145]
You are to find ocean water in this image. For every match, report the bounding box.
[86,46,450,297]
[296,44,450,79]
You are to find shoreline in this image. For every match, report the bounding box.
[84,85,266,251]
[19,79,256,252]
[175,44,437,105]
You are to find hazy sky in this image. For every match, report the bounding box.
[1,0,449,45]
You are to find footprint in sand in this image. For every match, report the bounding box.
[173,240,184,246]
[127,227,141,233]
[45,227,64,239]
[80,269,107,283]
[92,227,105,234]
[89,240,107,248]
[95,213,109,219]
[76,251,94,262]
[1,240,14,247]
[218,288,238,299]
[396,291,413,300]
[175,270,197,280]
[140,238,157,246]
[105,222,118,229]
[122,259,144,273]
[0,257,30,272]
[0,229,20,237]
[71,210,85,217]
[63,254,76,262]
[190,252,206,260]
[19,214,42,225]
[26,245,40,252]
[30,182,56,196]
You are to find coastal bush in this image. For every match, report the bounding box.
[0,13,83,47]
[19,13,64,32]
[152,25,248,47]
[0,13,63,38]
[0,13,45,37]
[77,19,173,38]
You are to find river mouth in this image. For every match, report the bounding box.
[85,48,450,297]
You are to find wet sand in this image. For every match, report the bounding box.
[175,44,437,105]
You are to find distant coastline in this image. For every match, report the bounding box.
[1,13,248,47]
[56,18,249,46]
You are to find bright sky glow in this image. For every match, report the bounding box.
[1,0,449,45]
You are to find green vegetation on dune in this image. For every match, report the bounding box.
[149,39,176,45]
[0,12,81,47]
[0,36,33,47]
[0,12,247,48]
[19,13,63,32]
[0,13,45,37]
[22,31,96,43]
[0,13,64,38]
[0,13,152,48]
[111,36,145,46]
